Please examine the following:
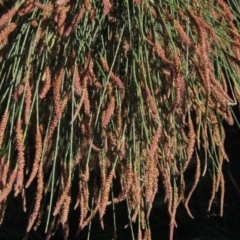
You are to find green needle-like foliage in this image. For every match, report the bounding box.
[0,0,240,239]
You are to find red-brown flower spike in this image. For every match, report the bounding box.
[14,119,25,196]
[103,0,112,15]
[0,110,8,149]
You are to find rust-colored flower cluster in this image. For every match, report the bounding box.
[0,1,239,240]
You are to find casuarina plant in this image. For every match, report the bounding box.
[0,0,240,239]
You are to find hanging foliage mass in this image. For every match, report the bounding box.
[0,0,240,239]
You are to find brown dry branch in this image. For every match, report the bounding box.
[25,125,42,188]
[26,163,44,232]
